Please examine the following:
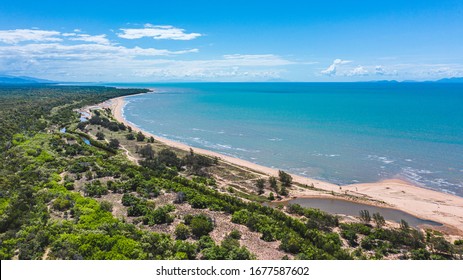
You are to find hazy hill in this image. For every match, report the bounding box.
[0,75,55,84]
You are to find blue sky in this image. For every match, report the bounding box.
[0,0,462,82]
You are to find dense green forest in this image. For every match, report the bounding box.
[0,85,461,260]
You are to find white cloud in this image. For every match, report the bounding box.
[68,34,111,45]
[0,26,294,81]
[118,24,202,40]
[0,26,299,81]
[0,41,294,81]
[132,67,283,80]
[320,61,403,78]
[0,43,198,61]
[125,54,298,81]
[410,65,462,79]
[221,54,297,66]
[375,65,385,75]
[0,29,62,44]
[372,65,400,76]
[321,58,352,76]
[223,54,278,59]
[349,66,369,76]
[62,33,77,37]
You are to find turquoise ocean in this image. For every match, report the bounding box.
[111,83,463,196]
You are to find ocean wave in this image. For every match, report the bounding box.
[268,138,283,142]
[312,153,341,158]
[181,136,260,154]
[216,144,232,150]
[236,147,260,153]
[128,97,149,102]
[401,167,432,182]
[402,167,434,175]
[145,120,160,124]
[400,166,461,193]
[439,189,457,195]
[367,155,395,164]
[192,127,226,135]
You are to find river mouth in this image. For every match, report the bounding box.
[274,197,442,228]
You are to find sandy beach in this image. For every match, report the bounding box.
[107,93,463,235]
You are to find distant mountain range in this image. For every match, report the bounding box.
[368,77,463,83]
[0,75,55,84]
[1,75,463,84]
[434,77,463,83]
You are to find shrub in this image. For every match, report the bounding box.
[255,178,265,195]
[96,132,105,140]
[64,182,75,190]
[158,149,181,168]
[77,121,87,130]
[136,131,145,141]
[340,223,372,236]
[400,220,410,231]
[143,205,175,225]
[268,177,278,192]
[372,212,386,228]
[184,149,214,175]
[100,201,113,212]
[229,230,242,240]
[121,193,140,206]
[268,192,275,200]
[411,248,431,260]
[278,170,292,188]
[52,197,72,211]
[190,196,208,209]
[341,229,358,247]
[127,203,147,217]
[107,122,120,132]
[198,236,215,250]
[83,181,108,197]
[175,223,191,240]
[261,227,276,242]
[280,234,303,254]
[190,214,214,238]
[287,203,303,214]
[231,209,250,225]
[183,214,194,225]
[108,138,120,149]
[359,210,371,223]
[138,145,155,159]
[201,237,255,260]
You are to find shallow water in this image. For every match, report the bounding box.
[116,82,463,196]
[287,197,442,227]
[82,138,91,145]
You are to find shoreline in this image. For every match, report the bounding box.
[106,92,463,235]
